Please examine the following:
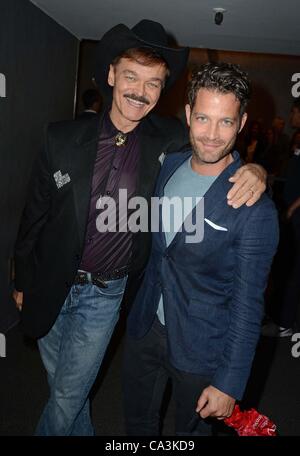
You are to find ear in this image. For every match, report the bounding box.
[239,112,248,133]
[107,64,115,87]
[185,104,191,127]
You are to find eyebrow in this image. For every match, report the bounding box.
[193,112,237,120]
[123,70,164,83]
[123,70,136,75]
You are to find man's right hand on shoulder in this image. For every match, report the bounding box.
[13,290,23,311]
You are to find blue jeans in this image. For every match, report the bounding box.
[35,276,127,436]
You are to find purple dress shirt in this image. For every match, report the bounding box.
[79,113,140,274]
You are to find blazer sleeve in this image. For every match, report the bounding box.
[211,200,279,400]
[14,125,52,291]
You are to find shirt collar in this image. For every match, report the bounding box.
[102,109,140,139]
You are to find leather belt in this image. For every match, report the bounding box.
[74,266,129,289]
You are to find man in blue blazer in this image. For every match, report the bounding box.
[123,62,279,435]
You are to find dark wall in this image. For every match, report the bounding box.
[0,0,79,332]
[76,40,99,114]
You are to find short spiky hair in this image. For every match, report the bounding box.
[187,62,251,116]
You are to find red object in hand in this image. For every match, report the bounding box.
[224,405,277,436]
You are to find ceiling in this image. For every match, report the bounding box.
[30,0,300,55]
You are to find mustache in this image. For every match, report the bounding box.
[124,93,150,105]
[195,136,224,145]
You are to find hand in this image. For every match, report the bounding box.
[13,290,23,312]
[227,163,267,209]
[196,385,235,420]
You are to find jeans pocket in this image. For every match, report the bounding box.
[93,275,128,298]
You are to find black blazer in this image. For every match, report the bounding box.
[14,109,187,338]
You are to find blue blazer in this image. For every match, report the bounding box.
[127,150,279,400]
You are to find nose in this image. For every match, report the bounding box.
[205,121,219,141]
[134,80,146,97]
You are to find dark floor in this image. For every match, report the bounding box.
[1,318,300,436]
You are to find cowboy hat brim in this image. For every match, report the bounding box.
[93,23,189,94]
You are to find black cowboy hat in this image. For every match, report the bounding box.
[93,19,189,94]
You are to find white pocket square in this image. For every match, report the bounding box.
[53,170,71,189]
[204,218,228,231]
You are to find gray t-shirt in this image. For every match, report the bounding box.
[157,157,217,325]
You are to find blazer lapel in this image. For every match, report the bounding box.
[71,113,104,247]
[136,120,166,201]
[166,152,242,250]
[155,151,192,248]
[199,152,242,221]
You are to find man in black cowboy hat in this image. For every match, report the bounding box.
[13,20,266,436]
